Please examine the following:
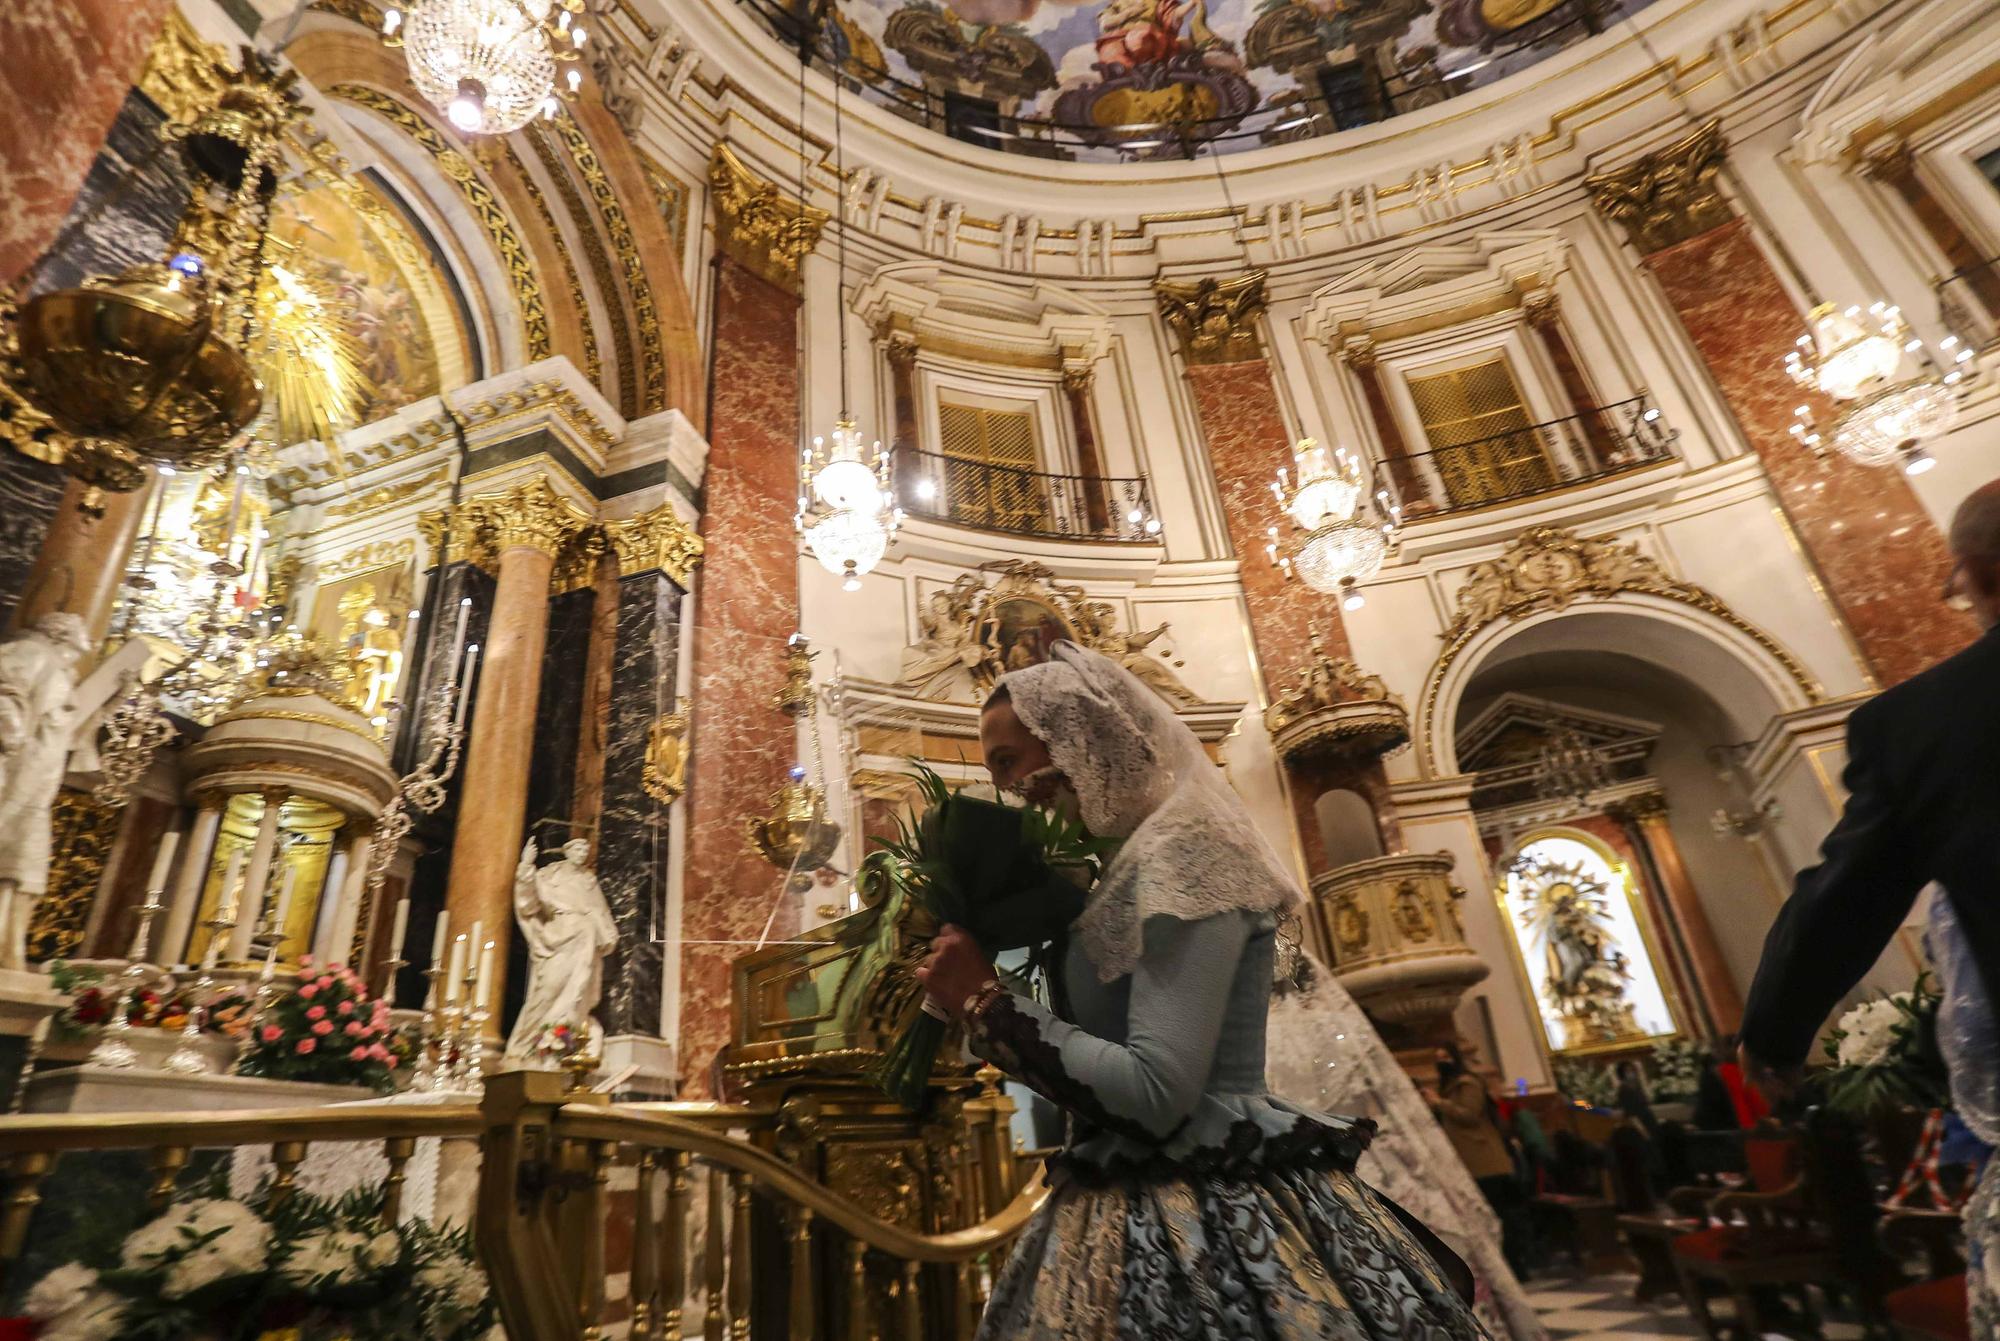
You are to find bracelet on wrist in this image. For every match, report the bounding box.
[961,978,1004,1022]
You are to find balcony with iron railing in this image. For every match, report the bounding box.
[895,448,1160,543]
[1378,395,1678,521]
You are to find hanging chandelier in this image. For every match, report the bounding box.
[383,0,588,135]
[1265,438,1397,610]
[1538,725,1611,809]
[795,37,896,593]
[1784,301,1964,475]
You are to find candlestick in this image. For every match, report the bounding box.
[412,964,443,1093]
[444,934,466,1005]
[146,830,181,897]
[429,909,450,972]
[388,897,410,967]
[474,939,494,1010]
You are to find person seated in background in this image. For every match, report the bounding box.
[1693,1043,1739,1132]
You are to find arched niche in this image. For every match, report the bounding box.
[1313,788,1386,869]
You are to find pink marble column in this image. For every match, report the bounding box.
[680,257,803,1097]
[1642,219,1974,686]
[0,1,176,285]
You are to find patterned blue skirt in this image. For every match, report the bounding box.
[978,1098,1489,1340]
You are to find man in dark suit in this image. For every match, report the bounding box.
[1740,480,2000,1093]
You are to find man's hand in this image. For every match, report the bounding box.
[1739,1040,1800,1105]
[914,924,995,1020]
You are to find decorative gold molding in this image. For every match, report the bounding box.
[320,538,417,577]
[1418,526,1823,765]
[508,132,606,395]
[1583,119,1734,256]
[549,110,667,416]
[27,788,121,963]
[641,156,692,260]
[708,145,827,295]
[138,12,232,125]
[420,474,594,570]
[1155,272,1268,366]
[604,503,705,586]
[327,467,450,520]
[329,84,552,360]
[642,711,690,805]
[1522,289,1561,328]
[1263,631,1410,767]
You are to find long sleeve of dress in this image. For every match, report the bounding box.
[965,911,1251,1143]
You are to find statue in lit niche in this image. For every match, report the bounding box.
[0,614,91,971]
[505,837,619,1063]
[1513,855,1640,1049]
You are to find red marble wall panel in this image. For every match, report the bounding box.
[0,0,174,285]
[680,258,802,1097]
[1644,219,1974,686]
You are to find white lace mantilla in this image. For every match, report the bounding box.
[1002,642,1297,983]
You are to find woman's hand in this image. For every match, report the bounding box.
[915,924,996,1020]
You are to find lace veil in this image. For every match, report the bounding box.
[999,641,1298,982]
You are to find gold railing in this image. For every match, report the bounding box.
[0,1072,1047,1341]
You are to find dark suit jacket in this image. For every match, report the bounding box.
[1740,624,2000,1068]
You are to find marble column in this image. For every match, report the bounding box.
[9,476,152,641]
[1865,142,2000,328]
[571,546,623,856]
[0,0,176,284]
[1587,123,1975,688]
[1340,339,1430,514]
[1608,793,1743,1038]
[159,790,223,967]
[883,330,920,453]
[227,788,286,962]
[442,478,582,1031]
[1523,291,1622,470]
[1061,365,1111,533]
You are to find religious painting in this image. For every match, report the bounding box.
[978,595,1077,677]
[1499,830,1677,1056]
[785,0,1659,162]
[307,559,418,719]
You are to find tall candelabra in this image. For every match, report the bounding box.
[85,886,170,1070]
[162,904,237,1076]
[410,962,445,1093]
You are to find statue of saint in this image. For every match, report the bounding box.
[353,607,403,715]
[0,614,91,970]
[504,838,619,1062]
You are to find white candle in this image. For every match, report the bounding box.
[451,595,471,666]
[270,864,296,934]
[218,849,245,923]
[445,934,466,1004]
[388,897,410,964]
[453,644,481,733]
[147,830,181,895]
[242,526,264,591]
[465,920,482,999]
[474,940,495,1010]
[429,910,450,969]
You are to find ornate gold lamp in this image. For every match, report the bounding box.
[4,51,298,503]
[746,636,843,888]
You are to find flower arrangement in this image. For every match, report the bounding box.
[528,1021,587,1062]
[14,1180,495,1341]
[1647,1037,1710,1105]
[234,957,401,1094]
[1552,1057,1617,1109]
[48,962,252,1040]
[1821,973,1949,1116]
[862,763,1117,1109]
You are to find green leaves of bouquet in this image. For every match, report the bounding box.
[864,764,1119,1110]
[1820,971,1950,1117]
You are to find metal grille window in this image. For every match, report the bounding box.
[936,401,1048,532]
[1406,359,1554,507]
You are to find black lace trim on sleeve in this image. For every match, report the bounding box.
[965,990,1182,1146]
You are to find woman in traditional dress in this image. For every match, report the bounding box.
[1265,961,1547,1341]
[917,641,1488,1339]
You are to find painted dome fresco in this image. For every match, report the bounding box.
[749,0,1660,160]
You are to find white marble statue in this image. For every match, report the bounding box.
[504,838,619,1062]
[0,613,91,971]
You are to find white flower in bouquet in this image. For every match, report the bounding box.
[25,1265,128,1341]
[1835,995,1908,1067]
[120,1198,272,1299]
[362,1228,402,1271]
[417,1253,490,1316]
[280,1227,377,1286]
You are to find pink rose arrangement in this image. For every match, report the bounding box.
[236,956,403,1094]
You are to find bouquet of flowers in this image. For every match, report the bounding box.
[1820,973,1949,1116]
[235,957,402,1094]
[14,1178,495,1341]
[863,763,1118,1109]
[528,1021,589,1063]
[49,962,252,1041]
[1648,1037,1709,1104]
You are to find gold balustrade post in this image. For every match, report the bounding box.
[579,1138,614,1341]
[148,1144,189,1213]
[786,1205,815,1341]
[0,1151,52,1288]
[704,1164,727,1341]
[845,1238,868,1341]
[664,1150,691,1341]
[382,1136,415,1226]
[899,1260,922,1341]
[633,1149,660,1341]
[728,1171,752,1341]
[955,1261,978,1340]
[268,1140,307,1209]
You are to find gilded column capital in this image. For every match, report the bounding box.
[1522,289,1561,328]
[1155,272,1268,366]
[486,475,592,559]
[1604,790,1669,823]
[1861,138,1917,183]
[192,787,230,814]
[1061,364,1096,395]
[883,331,920,370]
[605,503,706,586]
[709,145,828,295]
[1583,119,1734,255]
[1340,336,1379,371]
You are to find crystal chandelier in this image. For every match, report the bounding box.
[1538,726,1611,808]
[796,43,896,592]
[383,0,588,135]
[1266,438,1397,610]
[1784,302,1964,475]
